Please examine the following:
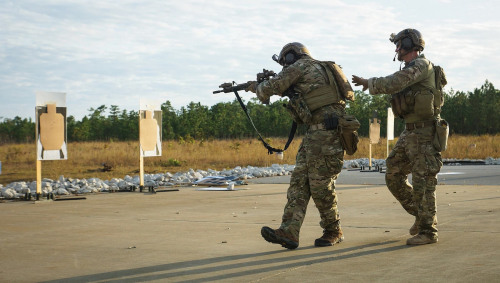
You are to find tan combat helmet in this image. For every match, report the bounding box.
[274,42,312,66]
[389,29,425,52]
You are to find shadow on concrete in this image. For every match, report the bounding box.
[43,240,406,283]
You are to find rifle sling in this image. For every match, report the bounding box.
[233,89,296,154]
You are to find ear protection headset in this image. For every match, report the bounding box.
[284,52,297,65]
[400,36,414,51]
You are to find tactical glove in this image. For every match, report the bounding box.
[245,81,257,93]
[351,75,368,91]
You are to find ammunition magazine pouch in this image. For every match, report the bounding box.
[391,63,447,120]
[323,113,339,130]
[433,118,449,152]
[338,115,360,155]
[414,89,435,120]
[286,93,313,124]
[391,88,441,121]
[390,89,414,118]
[390,93,403,118]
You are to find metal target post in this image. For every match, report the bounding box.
[362,110,380,172]
[387,107,395,158]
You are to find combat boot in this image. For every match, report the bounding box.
[410,217,437,236]
[261,226,298,250]
[409,217,419,235]
[406,234,438,245]
[314,228,344,247]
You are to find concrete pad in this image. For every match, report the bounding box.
[0,183,498,282]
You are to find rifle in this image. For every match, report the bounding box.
[212,68,297,155]
[212,69,276,94]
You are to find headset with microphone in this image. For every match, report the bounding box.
[393,36,415,61]
[284,52,297,65]
[272,52,297,66]
[400,37,414,51]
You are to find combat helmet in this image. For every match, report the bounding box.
[273,42,311,66]
[389,29,425,52]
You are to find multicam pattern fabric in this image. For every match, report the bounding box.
[368,54,436,123]
[367,54,435,96]
[256,57,347,242]
[257,58,346,124]
[367,54,442,239]
[385,126,441,238]
[280,129,344,241]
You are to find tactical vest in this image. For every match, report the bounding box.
[286,60,354,124]
[390,60,447,123]
[304,60,354,111]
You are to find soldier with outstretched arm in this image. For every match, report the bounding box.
[352,28,448,245]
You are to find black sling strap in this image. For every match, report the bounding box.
[233,89,297,154]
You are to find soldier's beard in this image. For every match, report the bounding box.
[397,49,411,62]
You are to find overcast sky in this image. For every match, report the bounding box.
[1,0,499,120]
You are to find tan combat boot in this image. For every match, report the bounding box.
[314,228,344,247]
[406,234,438,245]
[409,217,419,235]
[410,217,437,236]
[261,226,299,249]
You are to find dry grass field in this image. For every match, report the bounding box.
[0,134,498,185]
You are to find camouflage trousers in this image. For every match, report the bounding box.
[385,126,442,238]
[279,129,344,242]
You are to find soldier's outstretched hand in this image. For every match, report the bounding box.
[351,75,368,91]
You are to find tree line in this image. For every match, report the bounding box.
[0,80,498,144]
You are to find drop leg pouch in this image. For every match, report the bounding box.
[339,115,360,155]
[433,119,449,152]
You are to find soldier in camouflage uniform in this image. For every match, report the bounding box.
[352,29,444,245]
[246,42,350,249]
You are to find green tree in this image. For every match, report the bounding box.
[0,81,498,143]
[108,105,121,139]
[161,101,178,140]
[441,81,499,135]
[209,100,249,138]
[176,102,211,139]
[0,116,35,143]
[87,105,108,140]
[441,89,467,135]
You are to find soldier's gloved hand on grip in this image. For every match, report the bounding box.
[351,75,368,92]
[245,81,257,93]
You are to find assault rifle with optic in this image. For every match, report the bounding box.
[212,69,276,94]
[212,68,297,156]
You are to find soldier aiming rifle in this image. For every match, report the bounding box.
[216,42,358,250]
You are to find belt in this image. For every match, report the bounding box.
[405,121,435,130]
[310,123,326,131]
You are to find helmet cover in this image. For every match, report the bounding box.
[389,29,425,51]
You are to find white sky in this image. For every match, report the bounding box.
[1,0,499,120]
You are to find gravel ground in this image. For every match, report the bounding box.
[1,157,499,199]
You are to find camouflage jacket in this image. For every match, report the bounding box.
[368,54,437,123]
[256,58,345,125]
